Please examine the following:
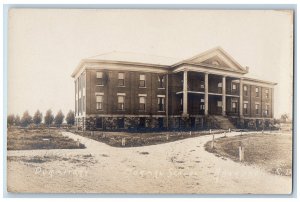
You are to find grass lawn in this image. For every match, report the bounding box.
[205,133,292,176]
[7,128,85,150]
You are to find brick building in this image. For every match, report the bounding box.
[71,47,276,131]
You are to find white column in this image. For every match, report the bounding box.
[222,76,226,116]
[183,70,188,116]
[239,78,243,117]
[204,73,209,116]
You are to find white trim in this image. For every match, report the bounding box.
[95,92,104,96]
[157,95,166,98]
[243,101,249,104]
[138,94,147,97]
[117,93,126,96]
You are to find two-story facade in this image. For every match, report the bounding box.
[72,47,276,131]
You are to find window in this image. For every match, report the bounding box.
[158,75,165,88]
[200,99,205,110]
[158,97,165,111]
[96,95,103,110]
[200,81,204,89]
[265,105,269,116]
[243,103,248,114]
[265,89,269,98]
[180,97,183,111]
[218,82,222,88]
[118,96,125,110]
[139,96,146,111]
[255,104,260,114]
[217,101,222,107]
[232,102,236,109]
[255,87,259,97]
[232,83,237,91]
[118,73,125,86]
[139,74,146,87]
[96,72,103,85]
[244,85,248,96]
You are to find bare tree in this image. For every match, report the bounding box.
[33,110,43,126]
[44,109,54,128]
[7,114,15,127]
[66,110,75,127]
[20,111,32,127]
[54,110,65,128]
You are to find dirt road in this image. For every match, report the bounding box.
[7,131,292,194]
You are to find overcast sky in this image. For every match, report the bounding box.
[8,9,293,118]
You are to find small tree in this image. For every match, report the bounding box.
[20,111,32,127]
[66,110,75,127]
[7,114,15,127]
[15,115,20,126]
[44,109,54,128]
[54,110,65,128]
[33,110,43,126]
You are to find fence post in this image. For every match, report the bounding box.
[166,133,169,140]
[76,139,80,147]
[122,138,126,146]
[239,145,244,162]
[228,128,231,133]
[190,131,192,136]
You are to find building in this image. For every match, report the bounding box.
[71,47,276,131]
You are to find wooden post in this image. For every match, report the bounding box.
[190,131,192,136]
[239,145,244,162]
[166,133,169,140]
[122,138,126,146]
[211,134,215,149]
[228,128,231,133]
[76,139,80,147]
[209,129,212,134]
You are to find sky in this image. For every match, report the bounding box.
[8,9,293,118]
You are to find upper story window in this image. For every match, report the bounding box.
[265,89,269,98]
[218,82,222,88]
[118,95,125,110]
[255,104,260,114]
[255,87,259,97]
[96,72,103,86]
[139,74,146,87]
[158,75,165,88]
[118,72,125,86]
[243,85,248,96]
[232,83,237,91]
[96,95,103,110]
[139,96,146,111]
[200,81,204,89]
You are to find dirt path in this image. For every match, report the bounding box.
[7,131,292,194]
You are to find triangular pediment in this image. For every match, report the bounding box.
[183,47,247,73]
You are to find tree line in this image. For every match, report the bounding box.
[7,110,75,128]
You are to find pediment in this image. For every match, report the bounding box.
[184,47,247,73]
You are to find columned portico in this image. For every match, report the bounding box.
[204,73,209,116]
[239,78,243,117]
[222,76,226,116]
[183,70,188,116]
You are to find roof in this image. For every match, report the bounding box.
[86,51,181,66]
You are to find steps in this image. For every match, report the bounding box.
[211,115,236,130]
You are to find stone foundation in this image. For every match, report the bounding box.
[76,115,275,131]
